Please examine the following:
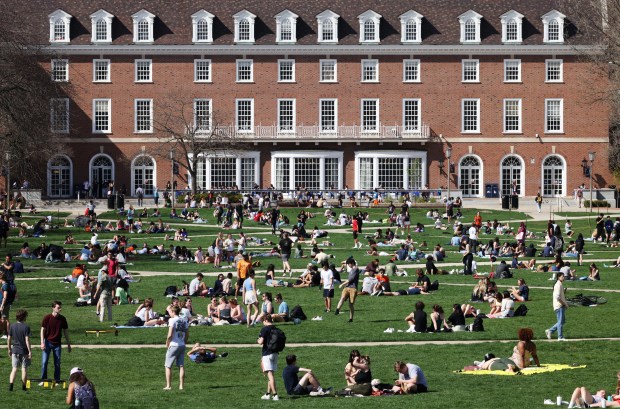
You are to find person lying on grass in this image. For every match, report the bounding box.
[187,343,228,364]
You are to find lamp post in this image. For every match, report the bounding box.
[169,150,175,208]
[589,151,595,217]
[4,152,9,211]
[445,147,452,199]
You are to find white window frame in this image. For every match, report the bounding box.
[271,151,343,191]
[399,10,423,44]
[361,99,380,133]
[50,98,69,134]
[545,98,564,133]
[459,10,482,44]
[403,59,421,83]
[197,152,261,190]
[134,59,152,83]
[503,59,521,83]
[275,10,298,44]
[51,59,69,82]
[361,59,379,83]
[316,10,339,44]
[278,59,295,83]
[462,98,480,133]
[320,59,337,83]
[319,99,338,133]
[92,98,111,134]
[233,10,256,44]
[131,10,155,44]
[134,98,153,134]
[48,9,72,44]
[277,99,296,133]
[236,98,254,133]
[191,10,214,44]
[90,9,113,44]
[354,151,427,190]
[236,59,253,83]
[402,99,421,133]
[545,59,563,83]
[93,59,111,83]
[542,10,566,44]
[500,10,524,44]
[47,155,73,198]
[193,99,212,133]
[462,59,479,83]
[194,59,212,83]
[358,10,382,44]
[503,99,522,134]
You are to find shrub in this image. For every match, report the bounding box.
[584,199,610,208]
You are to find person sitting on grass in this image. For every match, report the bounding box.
[255,292,274,324]
[344,350,372,386]
[228,298,246,324]
[133,298,162,326]
[582,263,600,281]
[187,343,228,363]
[282,354,329,397]
[405,301,427,333]
[66,367,97,409]
[509,327,540,369]
[428,304,450,332]
[510,278,530,301]
[392,361,428,394]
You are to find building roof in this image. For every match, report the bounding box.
[2,0,593,46]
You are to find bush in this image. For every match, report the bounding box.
[176,192,243,204]
[584,199,610,208]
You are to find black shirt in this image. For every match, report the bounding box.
[279,237,293,256]
[425,260,438,275]
[448,311,466,326]
[414,310,427,332]
[259,325,275,356]
[282,365,300,395]
[417,275,431,291]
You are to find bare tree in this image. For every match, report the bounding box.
[152,92,246,194]
[0,17,72,189]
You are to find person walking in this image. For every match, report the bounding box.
[535,192,543,213]
[258,314,280,401]
[545,272,568,341]
[278,232,293,276]
[136,186,144,207]
[153,186,159,207]
[164,305,189,390]
[334,258,360,322]
[320,263,334,313]
[8,309,31,391]
[40,301,71,384]
[94,273,114,322]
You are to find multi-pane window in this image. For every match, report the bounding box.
[506,20,518,41]
[361,59,379,82]
[363,20,375,42]
[95,19,107,41]
[543,156,564,196]
[464,19,476,41]
[361,99,379,132]
[294,158,321,190]
[280,19,292,41]
[501,156,522,195]
[236,59,253,82]
[273,154,342,190]
[403,59,420,82]
[320,99,337,132]
[54,20,67,41]
[546,59,563,82]
[504,59,521,82]
[238,19,250,41]
[194,99,211,132]
[133,155,155,195]
[462,99,480,133]
[240,157,256,190]
[49,156,72,197]
[51,59,68,82]
[194,59,212,82]
[405,20,418,42]
[462,59,479,82]
[324,157,339,189]
[278,99,295,132]
[357,154,424,190]
[459,156,481,197]
[403,99,420,132]
[274,157,290,189]
[322,20,334,41]
[503,99,521,133]
[196,155,258,190]
[320,60,337,82]
[196,19,210,41]
[137,19,150,41]
[135,99,153,133]
[93,99,111,133]
[378,158,404,190]
[278,60,295,82]
[545,99,563,133]
[93,59,110,82]
[236,99,254,132]
[50,98,69,133]
[548,20,560,41]
[135,59,152,82]
[359,157,374,190]
[210,158,237,188]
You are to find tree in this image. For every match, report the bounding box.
[152,92,246,194]
[0,17,72,190]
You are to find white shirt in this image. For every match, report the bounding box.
[552,279,566,310]
[168,316,188,347]
[469,226,478,240]
[320,269,334,289]
[189,278,201,295]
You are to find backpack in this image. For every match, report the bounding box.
[290,305,307,321]
[554,237,564,252]
[429,280,439,291]
[4,283,16,304]
[266,327,286,353]
[514,304,528,317]
[163,285,177,297]
[470,316,484,332]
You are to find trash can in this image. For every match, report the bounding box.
[510,195,519,209]
[107,195,115,209]
[501,195,510,209]
[485,184,493,198]
[491,184,499,198]
[116,194,125,210]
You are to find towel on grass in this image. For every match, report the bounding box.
[455,363,586,376]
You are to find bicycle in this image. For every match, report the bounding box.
[566,293,607,307]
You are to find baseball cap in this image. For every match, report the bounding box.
[70,367,83,376]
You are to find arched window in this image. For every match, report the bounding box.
[137,19,149,41]
[239,19,250,41]
[542,156,564,196]
[95,19,107,41]
[459,156,482,197]
[465,19,476,41]
[364,20,375,41]
[48,156,72,197]
[196,19,209,41]
[548,20,559,41]
[506,20,518,41]
[501,156,523,195]
[90,155,114,198]
[280,19,292,41]
[405,20,417,41]
[54,20,66,41]
[322,20,334,41]
[132,155,155,195]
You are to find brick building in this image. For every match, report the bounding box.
[9,0,610,198]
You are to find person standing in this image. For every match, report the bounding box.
[595,214,605,242]
[352,216,361,249]
[235,253,251,297]
[320,263,334,312]
[278,232,293,276]
[153,186,159,207]
[334,258,360,322]
[545,272,568,341]
[8,309,31,391]
[243,270,259,327]
[258,314,280,401]
[164,305,189,390]
[535,192,543,213]
[94,273,114,323]
[136,186,144,207]
[0,215,9,248]
[40,301,71,384]
[271,207,280,235]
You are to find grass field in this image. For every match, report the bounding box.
[1,205,619,408]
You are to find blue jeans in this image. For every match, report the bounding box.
[41,340,62,381]
[549,307,566,339]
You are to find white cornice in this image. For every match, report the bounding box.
[42,44,598,56]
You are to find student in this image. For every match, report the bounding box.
[65,367,98,409]
[164,305,189,390]
[40,301,71,384]
[282,354,328,396]
[405,301,427,333]
[186,343,228,363]
[334,258,360,323]
[392,360,428,394]
[258,314,280,401]
[8,309,31,391]
[320,263,334,312]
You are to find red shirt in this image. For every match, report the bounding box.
[352,219,359,233]
[106,258,118,277]
[41,313,68,345]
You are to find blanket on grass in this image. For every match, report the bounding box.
[456,363,586,376]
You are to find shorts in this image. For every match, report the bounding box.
[340,287,357,303]
[323,289,334,298]
[244,291,257,305]
[407,288,421,295]
[261,353,278,372]
[12,354,31,368]
[403,383,428,394]
[1,304,10,318]
[165,345,186,368]
[292,384,312,395]
[281,254,290,262]
[236,277,246,288]
[352,232,358,239]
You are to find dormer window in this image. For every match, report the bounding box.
[90,10,114,44]
[500,10,524,44]
[191,10,214,43]
[459,10,482,44]
[275,10,298,44]
[399,10,423,44]
[358,10,381,44]
[233,10,256,44]
[316,10,339,43]
[132,10,155,43]
[48,10,72,44]
[542,10,566,43]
